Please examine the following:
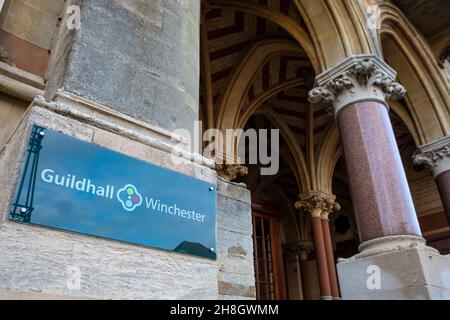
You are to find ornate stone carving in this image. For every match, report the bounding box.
[216,164,248,181]
[0,46,11,60]
[308,55,406,116]
[413,136,450,177]
[295,192,340,219]
[285,241,314,260]
[349,58,377,84]
[309,87,335,104]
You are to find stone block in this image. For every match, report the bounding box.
[58,0,200,134]
[0,223,218,300]
[216,180,255,300]
[337,245,450,300]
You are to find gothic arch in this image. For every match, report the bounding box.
[315,123,344,193]
[379,3,450,144]
[209,0,377,73]
[293,0,377,69]
[208,0,320,71]
[237,78,305,130]
[256,108,311,192]
[215,39,303,132]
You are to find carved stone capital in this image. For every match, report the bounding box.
[413,135,450,177]
[285,241,314,260]
[308,54,406,117]
[216,164,248,181]
[295,191,340,220]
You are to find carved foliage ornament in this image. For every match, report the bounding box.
[295,195,341,219]
[413,144,450,169]
[216,164,248,181]
[285,241,314,257]
[308,58,406,106]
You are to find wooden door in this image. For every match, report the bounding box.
[252,210,285,300]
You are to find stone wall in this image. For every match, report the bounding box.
[216,178,256,300]
[0,95,255,300]
[47,0,200,135]
[0,92,27,147]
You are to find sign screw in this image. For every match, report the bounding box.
[39,131,45,137]
[20,208,27,213]
[210,248,215,252]
[209,186,214,192]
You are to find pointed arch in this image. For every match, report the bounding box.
[255,108,311,192]
[208,0,320,71]
[379,3,450,144]
[215,39,303,132]
[315,123,343,193]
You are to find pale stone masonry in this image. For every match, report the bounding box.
[217,178,255,299]
[46,0,200,135]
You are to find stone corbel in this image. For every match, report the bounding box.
[413,135,450,178]
[308,54,406,117]
[285,241,314,260]
[216,164,248,181]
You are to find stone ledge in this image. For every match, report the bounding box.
[217,178,251,204]
[38,92,216,169]
[0,62,45,102]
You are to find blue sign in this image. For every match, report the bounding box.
[10,126,217,260]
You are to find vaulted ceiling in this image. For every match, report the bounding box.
[200,0,418,210]
[200,0,334,172]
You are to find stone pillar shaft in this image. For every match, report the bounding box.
[299,257,312,300]
[321,218,340,298]
[47,0,200,135]
[285,241,313,300]
[309,54,450,300]
[437,171,450,222]
[338,101,421,242]
[413,136,450,224]
[309,54,422,246]
[296,192,340,300]
[311,216,332,299]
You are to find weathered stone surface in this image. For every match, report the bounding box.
[0,112,31,222]
[29,107,94,142]
[337,245,450,300]
[50,0,200,134]
[92,127,194,178]
[0,289,94,300]
[216,181,255,300]
[217,178,251,204]
[0,223,218,300]
[218,281,256,298]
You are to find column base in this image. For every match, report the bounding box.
[337,236,450,299]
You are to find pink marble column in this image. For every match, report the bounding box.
[299,256,313,300]
[311,216,332,299]
[296,192,340,300]
[337,101,421,242]
[437,171,450,222]
[321,217,340,298]
[413,136,450,224]
[308,55,423,251]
